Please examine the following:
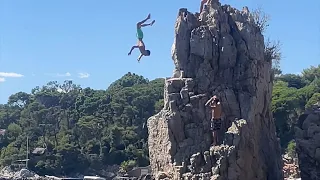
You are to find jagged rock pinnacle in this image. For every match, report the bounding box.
[147,2,283,180]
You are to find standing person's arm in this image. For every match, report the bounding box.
[205,97,213,106]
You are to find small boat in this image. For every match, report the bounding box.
[83,176,106,180]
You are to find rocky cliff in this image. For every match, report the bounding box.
[147,1,283,179]
[295,103,320,180]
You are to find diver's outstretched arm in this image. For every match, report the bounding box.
[137,54,143,62]
[128,45,138,55]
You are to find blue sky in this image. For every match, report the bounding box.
[0,0,319,104]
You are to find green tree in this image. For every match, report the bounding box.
[306,93,320,109]
[6,123,22,142]
[272,65,320,154]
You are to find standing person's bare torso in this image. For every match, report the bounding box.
[211,102,222,119]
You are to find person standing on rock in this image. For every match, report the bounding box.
[128,13,155,62]
[205,95,222,146]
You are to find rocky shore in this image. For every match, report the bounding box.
[283,154,300,179]
[0,166,42,180]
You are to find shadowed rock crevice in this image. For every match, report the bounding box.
[147,1,283,179]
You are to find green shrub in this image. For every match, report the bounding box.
[120,160,137,172]
[286,140,296,158]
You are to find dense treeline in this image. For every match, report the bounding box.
[0,65,319,175]
[273,65,320,155]
[0,72,164,176]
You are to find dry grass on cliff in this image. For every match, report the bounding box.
[251,7,282,71]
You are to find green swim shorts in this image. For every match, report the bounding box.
[136,28,143,39]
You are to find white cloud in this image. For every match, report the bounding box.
[56,72,71,77]
[0,72,24,78]
[78,72,90,78]
[45,72,72,77]
[0,72,23,82]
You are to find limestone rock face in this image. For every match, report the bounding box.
[147,1,283,179]
[295,103,320,180]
